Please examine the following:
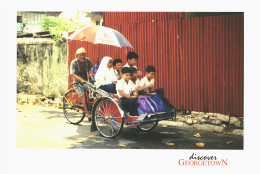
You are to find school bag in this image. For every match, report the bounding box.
[154,94,175,111]
[150,94,169,112]
[89,59,100,83]
[137,96,159,115]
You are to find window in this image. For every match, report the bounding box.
[17,16,22,23]
[96,21,100,26]
[23,12,45,24]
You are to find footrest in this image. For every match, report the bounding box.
[126,111,174,124]
[144,111,173,120]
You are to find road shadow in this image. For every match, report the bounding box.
[39,110,65,119]
[31,108,244,150]
[63,124,243,149]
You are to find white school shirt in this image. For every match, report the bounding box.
[131,79,140,92]
[123,63,137,69]
[113,69,120,80]
[116,78,135,98]
[138,76,155,93]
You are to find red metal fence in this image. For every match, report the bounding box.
[68,13,244,116]
[103,12,184,26]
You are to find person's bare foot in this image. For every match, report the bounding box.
[86,113,91,121]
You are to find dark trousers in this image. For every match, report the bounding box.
[120,97,138,116]
[99,84,116,94]
[155,88,164,96]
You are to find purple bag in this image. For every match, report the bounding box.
[151,94,169,112]
[137,96,159,115]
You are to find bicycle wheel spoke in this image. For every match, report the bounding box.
[111,122,119,136]
[97,108,105,116]
[111,120,120,130]
[107,101,112,115]
[104,100,110,116]
[111,125,115,136]
[104,122,110,136]
[99,102,107,115]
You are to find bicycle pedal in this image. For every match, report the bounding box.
[74,105,84,110]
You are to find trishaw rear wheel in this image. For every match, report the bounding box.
[137,121,158,131]
[93,98,124,138]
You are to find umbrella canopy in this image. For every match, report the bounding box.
[68,26,133,48]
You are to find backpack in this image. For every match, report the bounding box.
[89,59,100,83]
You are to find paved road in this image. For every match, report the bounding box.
[17,104,243,149]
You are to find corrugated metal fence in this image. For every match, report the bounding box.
[68,13,244,116]
[103,12,184,26]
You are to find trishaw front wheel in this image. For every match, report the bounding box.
[93,98,124,138]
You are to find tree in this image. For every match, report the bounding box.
[41,17,88,45]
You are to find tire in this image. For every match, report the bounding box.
[93,98,124,138]
[63,89,85,124]
[137,121,158,131]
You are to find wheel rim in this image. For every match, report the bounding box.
[63,91,85,124]
[139,122,158,131]
[94,99,123,138]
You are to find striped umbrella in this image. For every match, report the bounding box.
[68,26,133,48]
[68,26,133,82]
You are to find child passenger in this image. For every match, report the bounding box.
[116,67,138,116]
[137,65,164,96]
[124,51,138,69]
[130,67,140,92]
[124,51,142,79]
[112,58,122,81]
[94,56,117,93]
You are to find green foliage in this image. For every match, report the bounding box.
[41,17,87,45]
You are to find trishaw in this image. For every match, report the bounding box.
[63,81,176,138]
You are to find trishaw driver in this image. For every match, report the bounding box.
[70,47,93,120]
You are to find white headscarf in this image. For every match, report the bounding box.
[94,56,117,88]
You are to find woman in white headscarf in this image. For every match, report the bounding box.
[94,56,117,93]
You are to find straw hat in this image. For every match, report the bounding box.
[76,47,86,54]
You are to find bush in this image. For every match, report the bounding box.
[41,17,88,45]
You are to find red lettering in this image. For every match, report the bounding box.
[222,159,228,166]
[201,161,206,166]
[178,159,184,166]
[178,159,228,166]
[215,161,221,166]
[198,161,202,166]
[210,161,215,166]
